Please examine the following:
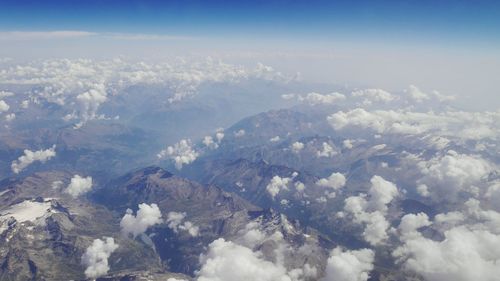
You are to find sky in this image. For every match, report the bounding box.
[1,0,500,43]
[0,0,499,109]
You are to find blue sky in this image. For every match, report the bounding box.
[1,0,499,110]
[1,0,499,45]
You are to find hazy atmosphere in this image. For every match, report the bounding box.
[0,1,499,281]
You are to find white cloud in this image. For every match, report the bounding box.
[343,139,354,149]
[394,225,500,281]
[343,176,398,245]
[316,142,337,158]
[299,92,346,105]
[367,175,399,212]
[327,108,500,140]
[65,175,93,198]
[266,176,292,199]
[81,237,118,279]
[74,85,107,128]
[166,211,199,237]
[0,100,9,112]
[11,145,56,174]
[203,136,219,149]
[316,172,346,191]
[407,85,429,102]
[234,129,246,137]
[291,142,304,153]
[158,139,199,170]
[5,113,15,121]
[321,247,374,281]
[0,91,14,98]
[351,88,394,105]
[197,238,292,281]
[417,150,493,200]
[0,58,291,126]
[203,130,224,150]
[398,213,432,240]
[120,203,163,238]
[270,136,281,142]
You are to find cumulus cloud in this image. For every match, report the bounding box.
[291,142,304,153]
[74,85,107,128]
[158,139,199,170]
[197,238,292,281]
[65,175,93,198]
[299,92,346,105]
[342,139,354,149]
[81,237,118,279]
[11,145,56,173]
[203,130,224,150]
[0,58,291,126]
[0,100,9,112]
[203,136,219,149]
[394,224,500,281]
[407,85,429,102]
[321,247,374,281]
[266,176,292,199]
[316,142,337,157]
[316,172,346,191]
[351,88,394,105]
[234,129,246,137]
[343,176,398,245]
[5,113,15,121]
[417,150,493,200]
[120,203,163,238]
[327,108,500,140]
[166,211,199,237]
[0,91,14,98]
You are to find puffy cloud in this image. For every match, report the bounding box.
[398,213,432,240]
[197,238,292,281]
[266,176,292,199]
[367,175,399,212]
[74,85,107,128]
[158,139,199,170]
[343,176,398,245]
[234,129,246,137]
[203,130,224,150]
[166,211,199,237]
[203,136,219,149]
[351,88,394,105]
[316,142,337,158]
[294,181,305,192]
[291,142,304,153]
[65,175,93,198]
[342,139,354,149]
[407,85,429,102]
[394,225,500,281]
[316,172,346,191]
[11,145,56,173]
[270,136,281,142]
[321,247,374,281]
[299,92,346,105]
[486,182,500,211]
[81,237,118,279]
[0,91,14,98]
[327,108,500,140]
[0,58,291,126]
[5,113,15,121]
[417,150,493,200]
[0,100,9,112]
[120,203,163,238]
